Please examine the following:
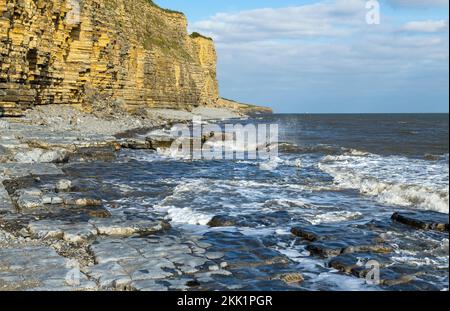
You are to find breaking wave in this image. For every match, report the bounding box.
[319,153,449,213]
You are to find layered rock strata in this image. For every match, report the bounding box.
[0,0,219,116]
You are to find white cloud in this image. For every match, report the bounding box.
[385,0,449,8]
[192,0,367,42]
[191,0,449,112]
[403,20,449,33]
[192,0,448,71]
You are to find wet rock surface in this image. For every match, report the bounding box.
[0,245,97,291]
[2,148,448,291]
[291,224,392,257]
[391,211,449,232]
[0,132,234,291]
[207,215,239,227]
[0,118,169,290]
[288,216,449,290]
[89,216,171,237]
[85,236,224,290]
[1,111,448,291]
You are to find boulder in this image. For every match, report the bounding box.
[207,215,238,227]
[16,194,42,210]
[14,189,43,210]
[146,136,176,150]
[55,179,72,192]
[277,273,304,284]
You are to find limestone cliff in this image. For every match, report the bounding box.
[217,98,273,115]
[0,0,219,116]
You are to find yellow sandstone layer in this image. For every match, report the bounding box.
[0,0,220,116]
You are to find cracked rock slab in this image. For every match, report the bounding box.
[28,220,97,244]
[0,163,64,179]
[0,245,96,291]
[89,217,170,237]
[85,237,217,290]
[13,148,69,164]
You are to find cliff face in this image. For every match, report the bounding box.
[0,0,219,116]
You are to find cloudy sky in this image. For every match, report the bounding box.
[156,0,449,113]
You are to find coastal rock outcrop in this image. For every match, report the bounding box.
[0,0,219,116]
[391,211,449,232]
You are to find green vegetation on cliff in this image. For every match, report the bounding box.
[146,0,184,15]
[190,32,213,41]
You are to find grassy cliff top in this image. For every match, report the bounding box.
[146,0,184,15]
[190,32,213,41]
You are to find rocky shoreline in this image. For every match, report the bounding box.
[0,105,248,291]
[1,106,448,291]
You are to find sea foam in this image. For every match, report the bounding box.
[319,153,449,213]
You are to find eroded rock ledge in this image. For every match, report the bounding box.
[0,105,239,291]
[0,161,231,291]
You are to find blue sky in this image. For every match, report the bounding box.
[156,0,449,113]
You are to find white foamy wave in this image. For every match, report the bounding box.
[154,204,212,226]
[156,147,192,160]
[390,237,449,269]
[258,156,303,171]
[152,179,214,225]
[117,149,163,163]
[319,154,449,213]
[283,158,303,168]
[259,159,280,171]
[304,211,363,225]
[391,255,449,269]
[279,244,376,290]
[263,198,315,209]
[158,179,211,204]
[344,148,370,156]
